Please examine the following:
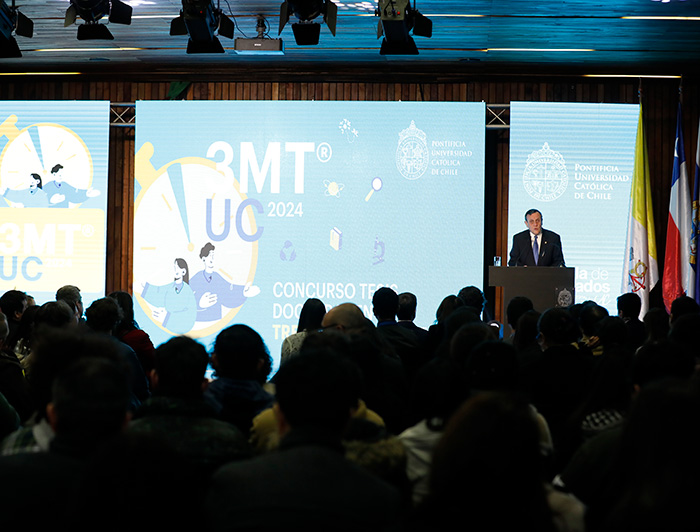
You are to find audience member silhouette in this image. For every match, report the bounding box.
[109,291,156,374]
[413,392,581,532]
[372,287,421,377]
[85,297,150,408]
[0,356,132,527]
[204,324,274,434]
[280,297,326,364]
[129,336,250,475]
[616,292,645,351]
[206,350,403,532]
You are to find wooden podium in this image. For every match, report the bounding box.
[489,266,576,315]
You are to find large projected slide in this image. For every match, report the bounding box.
[0,102,110,307]
[508,102,639,314]
[134,101,485,367]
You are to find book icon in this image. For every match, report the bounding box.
[330,227,342,251]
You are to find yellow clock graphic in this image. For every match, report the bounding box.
[0,114,94,207]
[134,142,261,339]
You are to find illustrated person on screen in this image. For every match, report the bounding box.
[189,242,260,323]
[0,173,49,208]
[46,164,101,207]
[141,258,197,334]
[508,208,565,267]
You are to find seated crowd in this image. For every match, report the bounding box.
[1,283,699,531]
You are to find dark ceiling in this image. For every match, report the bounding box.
[2,0,700,77]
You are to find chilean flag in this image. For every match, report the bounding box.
[662,102,692,312]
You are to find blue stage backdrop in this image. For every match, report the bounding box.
[0,101,110,308]
[134,101,485,369]
[508,101,640,314]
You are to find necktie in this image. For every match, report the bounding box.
[533,235,539,265]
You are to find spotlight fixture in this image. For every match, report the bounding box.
[170,0,235,53]
[64,0,133,41]
[0,0,32,58]
[375,0,432,55]
[234,15,284,55]
[278,0,337,46]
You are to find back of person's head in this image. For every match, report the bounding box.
[372,287,399,320]
[154,336,209,398]
[449,322,497,366]
[465,341,520,393]
[617,292,642,319]
[443,307,481,343]
[213,324,271,383]
[299,328,351,356]
[322,302,367,334]
[669,312,700,357]
[0,290,27,321]
[538,307,579,347]
[578,301,609,338]
[597,316,629,348]
[670,295,700,324]
[56,285,81,308]
[30,328,123,420]
[397,292,418,321]
[427,391,554,531]
[506,296,534,329]
[34,300,75,329]
[632,340,695,389]
[274,349,362,434]
[457,286,485,314]
[11,305,40,345]
[434,295,464,324]
[513,309,542,353]
[48,357,131,440]
[296,298,326,332]
[108,291,137,332]
[643,307,670,343]
[85,297,123,334]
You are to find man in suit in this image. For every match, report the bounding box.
[397,292,428,342]
[508,208,565,267]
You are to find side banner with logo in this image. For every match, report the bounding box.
[508,102,639,313]
[135,101,485,367]
[0,102,110,308]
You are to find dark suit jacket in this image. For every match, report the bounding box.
[206,428,402,532]
[508,228,565,267]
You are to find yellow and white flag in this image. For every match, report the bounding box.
[622,104,659,316]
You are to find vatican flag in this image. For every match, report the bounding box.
[622,104,659,317]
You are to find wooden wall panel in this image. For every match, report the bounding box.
[0,77,698,309]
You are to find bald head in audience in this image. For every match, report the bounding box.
[321,303,367,334]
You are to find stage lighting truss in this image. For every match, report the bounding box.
[0,0,33,58]
[64,0,133,41]
[278,0,337,46]
[170,0,235,54]
[375,0,432,55]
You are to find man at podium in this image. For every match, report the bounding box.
[508,209,565,267]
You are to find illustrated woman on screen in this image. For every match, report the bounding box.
[141,258,197,334]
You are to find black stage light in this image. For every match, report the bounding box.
[170,0,235,54]
[376,0,432,55]
[279,0,336,45]
[65,0,132,40]
[0,0,32,58]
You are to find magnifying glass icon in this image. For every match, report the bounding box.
[365,177,383,202]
